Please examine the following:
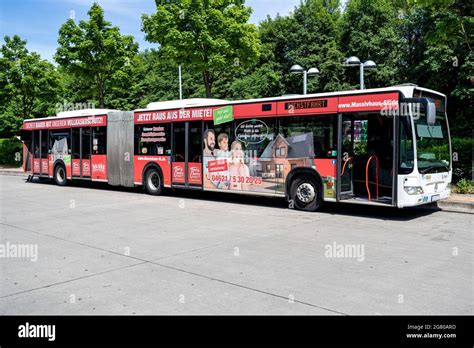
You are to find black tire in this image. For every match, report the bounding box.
[290,175,322,212]
[144,168,163,195]
[54,165,67,186]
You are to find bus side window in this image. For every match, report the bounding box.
[40,130,48,158]
[49,130,71,156]
[81,127,91,160]
[72,128,80,159]
[135,124,171,156]
[305,115,337,158]
[33,130,40,157]
[92,127,107,154]
[279,115,337,159]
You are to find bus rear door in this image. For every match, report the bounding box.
[72,127,91,179]
[172,121,203,188]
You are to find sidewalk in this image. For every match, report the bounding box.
[436,193,474,214]
[0,166,25,176]
[0,166,472,213]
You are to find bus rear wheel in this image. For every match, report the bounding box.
[54,165,67,186]
[144,168,163,195]
[290,176,322,212]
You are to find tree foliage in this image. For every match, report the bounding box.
[397,0,473,137]
[0,0,472,146]
[0,35,61,137]
[341,0,401,88]
[142,0,261,97]
[55,2,138,108]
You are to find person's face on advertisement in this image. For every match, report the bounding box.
[232,143,244,162]
[206,132,215,151]
[219,137,228,151]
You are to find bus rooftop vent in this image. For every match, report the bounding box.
[391,83,418,87]
[146,98,228,110]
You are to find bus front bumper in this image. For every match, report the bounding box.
[397,172,451,208]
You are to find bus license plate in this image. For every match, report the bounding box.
[431,194,440,202]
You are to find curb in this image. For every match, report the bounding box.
[0,170,26,177]
[418,201,474,214]
[437,201,474,214]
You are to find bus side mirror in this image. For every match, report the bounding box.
[426,100,436,125]
[403,97,437,125]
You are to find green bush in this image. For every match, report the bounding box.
[453,179,474,194]
[451,138,473,183]
[0,138,23,166]
[431,137,473,183]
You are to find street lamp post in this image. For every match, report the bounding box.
[178,65,183,100]
[290,65,320,95]
[344,56,377,90]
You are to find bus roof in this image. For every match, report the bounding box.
[22,85,446,123]
[134,85,445,113]
[23,109,118,123]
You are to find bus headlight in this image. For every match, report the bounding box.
[404,186,424,195]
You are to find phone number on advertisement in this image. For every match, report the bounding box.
[208,175,262,185]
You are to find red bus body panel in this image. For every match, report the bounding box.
[134,156,171,186]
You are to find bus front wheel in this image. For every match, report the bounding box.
[144,168,163,195]
[290,176,322,212]
[54,165,67,186]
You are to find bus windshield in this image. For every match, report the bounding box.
[414,111,450,174]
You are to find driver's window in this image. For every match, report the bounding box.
[399,115,414,174]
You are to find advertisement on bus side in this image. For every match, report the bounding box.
[202,118,337,198]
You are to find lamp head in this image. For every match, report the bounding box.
[363,60,377,69]
[344,56,361,66]
[290,64,304,74]
[307,67,320,76]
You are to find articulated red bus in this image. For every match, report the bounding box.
[21,85,452,211]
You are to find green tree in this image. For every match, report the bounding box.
[397,0,473,138]
[142,0,261,97]
[55,2,138,108]
[341,0,401,89]
[126,49,205,107]
[252,0,346,96]
[0,35,61,137]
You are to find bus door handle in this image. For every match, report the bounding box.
[340,156,353,176]
[366,155,379,201]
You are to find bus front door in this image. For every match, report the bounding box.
[172,122,203,188]
[338,114,354,200]
[338,113,393,204]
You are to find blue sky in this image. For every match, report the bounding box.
[0,0,302,63]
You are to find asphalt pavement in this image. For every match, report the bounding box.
[0,175,472,315]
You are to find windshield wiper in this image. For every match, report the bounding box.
[419,165,449,174]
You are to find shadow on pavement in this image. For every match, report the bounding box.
[26,177,440,221]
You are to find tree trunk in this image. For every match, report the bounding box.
[203,70,212,98]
